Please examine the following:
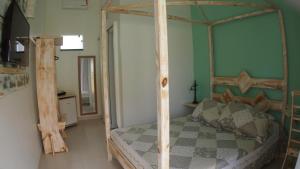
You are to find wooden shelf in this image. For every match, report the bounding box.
[0,67,25,74]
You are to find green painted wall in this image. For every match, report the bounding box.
[191,1,300,105]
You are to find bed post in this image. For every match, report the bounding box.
[154,0,170,169]
[101,7,112,161]
[208,25,214,98]
[278,9,288,126]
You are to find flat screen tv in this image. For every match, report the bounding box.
[1,0,30,66]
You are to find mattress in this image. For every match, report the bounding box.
[111,114,279,169]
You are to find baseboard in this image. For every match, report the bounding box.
[78,114,102,121]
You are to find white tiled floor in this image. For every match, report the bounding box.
[39,119,281,169]
[39,119,122,169]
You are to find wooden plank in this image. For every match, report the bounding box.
[108,0,273,11]
[292,129,300,133]
[208,25,214,98]
[34,36,63,46]
[108,139,135,169]
[109,8,209,25]
[294,91,300,96]
[212,93,283,112]
[211,9,276,26]
[278,10,288,126]
[0,67,25,74]
[213,75,284,91]
[101,9,112,161]
[154,0,170,169]
[36,38,68,154]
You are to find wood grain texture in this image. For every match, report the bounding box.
[34,36,63,46]
[208,26,214,98]
[101,9,112,161]
[108,139,135,169]
[108,0,273,11]
[36,38,68,154]
[154,0,170,168]
[213,71,284,93]
[108,8,209,25]
[213,93,283,112]
[278,10,288,125]
[0,67,25,74]
[211,9,276,26]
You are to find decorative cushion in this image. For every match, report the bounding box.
[253,92,271,113]
[218,101,271,143]
[192,98,224,128]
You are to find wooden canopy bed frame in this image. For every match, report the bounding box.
[100,1,288,169]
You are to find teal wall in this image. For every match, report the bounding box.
[191,1,300,104]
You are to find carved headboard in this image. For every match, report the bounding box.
[207,11,288,126]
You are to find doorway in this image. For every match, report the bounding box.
[107,26,118,129]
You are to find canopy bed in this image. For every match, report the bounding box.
[100,0,288,169]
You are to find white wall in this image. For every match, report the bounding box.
[116,3,194,127]
[41,0,102,119]
[0,1,45,168]
[0,28,41,169]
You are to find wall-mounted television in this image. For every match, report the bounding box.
[1,0,30,66]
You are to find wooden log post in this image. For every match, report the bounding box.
[101,8,113,161]
[36,38,68,154]
[278,10,288,126]
[208,25,214,98]
[154,0,170,169]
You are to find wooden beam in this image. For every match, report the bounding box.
[36,38,68,154]
[211,9,276,26]
[34,35,63,46]
[109,8,209,25]
[208,25,214,98]
[278,10,288,126]
[213,76,284,91]
[213,93,283,112]
[154,0,170,169]
[101,9,112,161]
[108,0,273,11]
[108,139,135,169]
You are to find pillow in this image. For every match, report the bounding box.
[253,92,271,113]
[218,101,271,143]
[192,98,224,128]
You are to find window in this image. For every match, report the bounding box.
[60,35,84,50]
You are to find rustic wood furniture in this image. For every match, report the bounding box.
[35,36,68,155]
[100,1,288,169]
[282,91,300,169]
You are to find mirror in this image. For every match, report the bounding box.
[78,56,97,115]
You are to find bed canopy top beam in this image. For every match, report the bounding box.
[107,0,275,11]
[104,0,277,26]
[211,8,276,26]
[108,8,209,25]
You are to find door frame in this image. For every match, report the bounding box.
[106,21,123,128]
